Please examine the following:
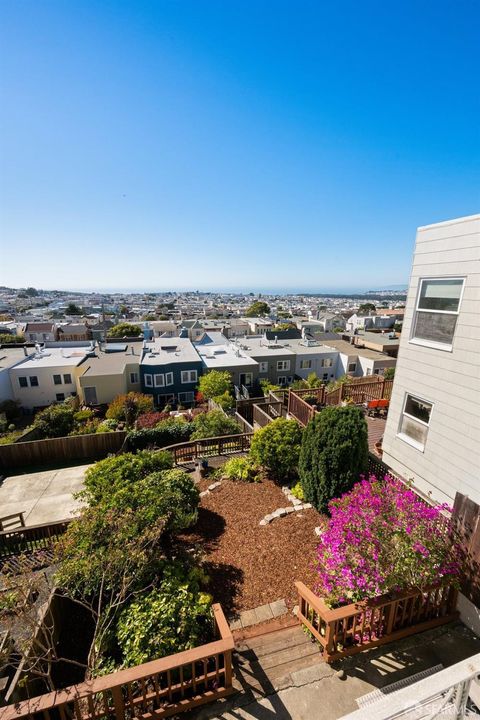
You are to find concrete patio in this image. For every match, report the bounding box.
[0,464,90,526]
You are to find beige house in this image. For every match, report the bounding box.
[76,343,142,405]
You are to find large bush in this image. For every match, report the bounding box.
[315,477,461,607]
[107,323,142,338]
[83,450,173,504]
[33,403,75,438]
[190,410,240,440]
[198,370,232,401]
[299,406,368,512]
[106,392,154,426]
[126,419,193,452]
[116,563,212,666]
[249,418,302,482]
[222,456,260,482]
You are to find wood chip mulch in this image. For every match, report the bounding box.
[178,478,325,615]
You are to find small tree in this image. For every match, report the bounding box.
[107,322,142,338]
[33,403,75,438]
[358,303,376,315]
[198,370,232,400]
[383,367,395,379]
[245,301,270,317]
[65,303,82,315]
[299,405,368,513]
[249,418,302,482]
[190,410,240,440]
[106,392,154,426]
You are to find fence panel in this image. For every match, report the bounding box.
[452,493,480,607]
[0,432,127,471]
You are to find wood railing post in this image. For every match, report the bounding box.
[324,621,335,659]
[224,649,233,690]
[110,684,126,720]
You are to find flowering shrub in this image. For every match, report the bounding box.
[136,412,171,429]
[316,476,461,607]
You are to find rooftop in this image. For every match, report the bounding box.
[235,336,296,356]
[195,337,257,369]
[343,330,400,346]
[0,347,32,371]
[140,337,201,366]
[11,347,89,370]
[322,338,394,361]
[80,343,140,376]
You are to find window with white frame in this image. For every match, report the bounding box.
[259,361,268,373]
[154,374,165,387]
[144,373,153,387]
[130,372,139,384]
[181,370,197,384]
[63,374,72,384]
[398,393,433,451]
[277,360,290,371]
[366,368,372,375]
[178,391,194,403]
[278,376,287,385]
[300,359,312,369]
[165,372,174,386]
[19,377,28,388]
[411,277,464,350]
[321,358,333,368]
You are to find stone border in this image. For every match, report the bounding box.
[259,485,312,526]
[229,598,288,631]
[199,480,223,498]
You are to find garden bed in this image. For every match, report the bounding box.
[179,478,324,614]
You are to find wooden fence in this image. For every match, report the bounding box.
[0,431,127,471]
[452,493,480,608]
[164,433,253,465]
[295,581,458,662]
[0,518,72,573]
[0,603,234,720]
[325,377,393,406]
[287,392,316,427]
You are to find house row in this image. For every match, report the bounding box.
[0,324,396,410]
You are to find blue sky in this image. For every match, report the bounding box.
[1,0,479,292]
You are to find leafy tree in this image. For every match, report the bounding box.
[326,374,353,392]
[65,303,82,315]
[190,409,240,440]
[107,322,142,338]
[119,305,129,315]
[292,372,323,391]
[245,301,270,317]
[0,334,24,344]
[212,391,235,410]
[260,379,281,396]
[106,392,154,426]
[298,405,368,513]
[33,403,75,438]
[249,418,302,482]
[0,399,20,422]
[198,370,232,400]
[358,303,376,315]
[25,287,39,296]
[383,367,395,380]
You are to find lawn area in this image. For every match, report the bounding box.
[179,477,324,615]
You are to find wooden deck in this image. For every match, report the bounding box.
[366,416,386,453]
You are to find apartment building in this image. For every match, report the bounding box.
[140,337,203,407]
[382,214,480,507]
[236,336,296,386]
[76,343,142,405]
[194,333,258,390]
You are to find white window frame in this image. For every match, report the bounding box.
[144,373,153,387]
[154,373,165,387]
[181,370,197,384]
[165,372,174,386]
[322,358,333,368]
[130,372,139,384]
[300,359,312,370]
[178,391,195,403]
[18,376,28,388]
[259,361,268,374]
[397,392,433,452]
[277,360,290,371]
[410,276,465,352]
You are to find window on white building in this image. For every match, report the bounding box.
[56,393,65,401]
[411,277,464,350]
[29,376,39,387]
[53,374,62,385]
[63,374,72,384]
[322,358,333,368]
[398,394,433,451]
[19,377,28,388]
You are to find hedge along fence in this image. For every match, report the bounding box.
[0,431,127,472]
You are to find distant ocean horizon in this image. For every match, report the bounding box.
[57,284,408,295]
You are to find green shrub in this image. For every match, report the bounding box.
[190,410,240,440]
[33,403,75,438]
[96,419,119,433]
[116,563,212,666]
[249,418,302,482]
[198,370,232,400]
[213,391,235,411]
[298,405,368,513]
[69,419,100,435]
[290,481,305,501]
[222,456,260,482]
[126,419,193,451]
[83,450,173,504]
[74,409,95,424]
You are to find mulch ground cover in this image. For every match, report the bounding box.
[179,478,325,615]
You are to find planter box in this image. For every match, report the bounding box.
[295,581,458,662]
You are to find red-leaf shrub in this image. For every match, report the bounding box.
[137,412,171,429]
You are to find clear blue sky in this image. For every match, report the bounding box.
[1,1,479,293]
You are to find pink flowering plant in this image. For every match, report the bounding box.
[316,476,461,607]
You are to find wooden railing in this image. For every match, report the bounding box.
[287,392,316,427]
[325,378,393,406]
[252,404,273,428]
[0,518,71,562]
[0,603,234,720]
[164,433,253,464]
[290,386,326,404]
[235,397,266,426]
[295,581,458,662]
[234,411,253,433]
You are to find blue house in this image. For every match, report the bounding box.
[140,337,203,407]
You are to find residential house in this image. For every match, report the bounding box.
[346,313,395,333]
[194,333,258,391]
[283,337,339,383]
[140,337,203,407]
[76,342,142,406]
[0,347,31,402]
[341,329,400,357]
[243,317,273,334]
[23,322,56,343]
[381,213,480,634]
[56,323,91,342]
[315,312,346,332]
[9,346,88,410]
[322,338,397,377]
[237,336,296,387]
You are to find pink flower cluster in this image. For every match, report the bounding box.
[315,475,461,607]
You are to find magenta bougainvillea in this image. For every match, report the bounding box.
[315,476,461,607]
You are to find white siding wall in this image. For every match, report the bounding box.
[382,214,480,505]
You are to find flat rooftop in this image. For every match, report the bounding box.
[10,347,88,370]
[323,338,394,360]
[80,344,141,376]
[141,337,201,366]
[278,338,339,355]
[237,336,296,357]
[0,347,32,371]
[196,341,257,369]
[344,330,400,346]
